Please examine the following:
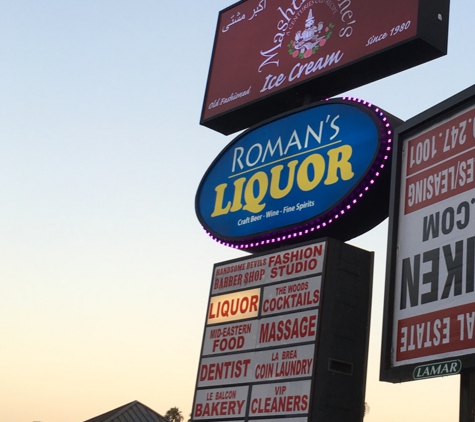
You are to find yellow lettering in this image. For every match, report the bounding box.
[211,145,356,218]
[230,177,246,211]
[324,145,354,185]
[270,160,298,199]
[297,153,325,191]
[243,172,268,213]
[211,183,231,217]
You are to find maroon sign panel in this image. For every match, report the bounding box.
[201,0,449,134]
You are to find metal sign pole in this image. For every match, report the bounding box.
[460,370,475,422]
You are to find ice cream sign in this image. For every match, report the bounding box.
[195,98,399,252]
[201,0,449,134]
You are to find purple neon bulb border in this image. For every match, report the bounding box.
[203,97,393,250]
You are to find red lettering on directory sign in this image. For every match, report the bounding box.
[198,344,315,387]
[202,309,320,355]
[212,242,325,294]
[267,245,324,281]
[199,353,254,387]
[258,309,318,347]
[194,386,248,420]
[404,105,475,214]
[253,344,315,382]
[207,289,261,325]
[202,320,259,355]
[261,276,321,316]
[396,301,475,363]
[249,380,311,416]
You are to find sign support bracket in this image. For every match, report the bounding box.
[460,370,475,422]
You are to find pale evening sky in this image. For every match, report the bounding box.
[1,1,474,421]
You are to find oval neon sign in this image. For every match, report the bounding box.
[196,98,399,252]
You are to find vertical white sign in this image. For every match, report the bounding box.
[392,103,475,367]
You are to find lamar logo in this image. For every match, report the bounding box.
[287,9,334,59]
[413,360,461,380]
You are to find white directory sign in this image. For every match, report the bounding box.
[382,90,475,382]
[193,241,325,421]
[202,319,259,356]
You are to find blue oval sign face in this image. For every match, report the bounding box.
[196,98,397,251]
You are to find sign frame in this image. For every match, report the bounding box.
[192,238,373,421]
[381,85,475,383]
[201,0,450,135]
[196,97,402,253]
